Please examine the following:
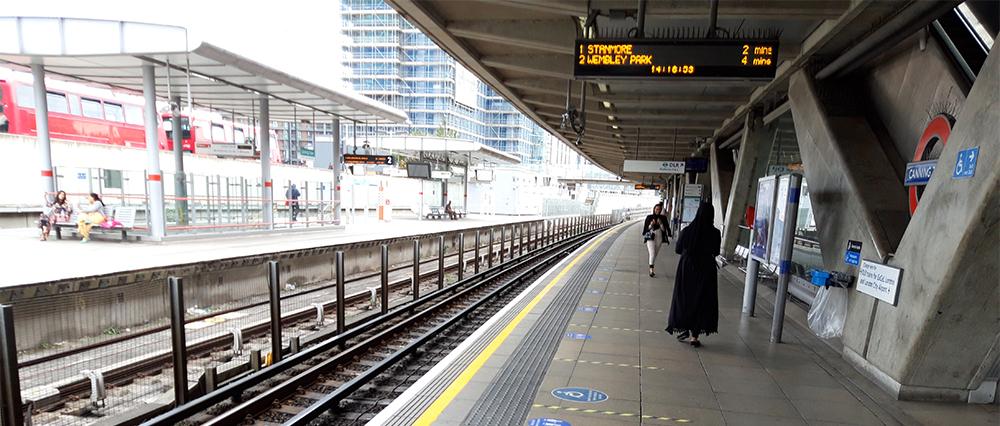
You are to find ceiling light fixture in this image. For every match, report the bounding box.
[602,101,612,109]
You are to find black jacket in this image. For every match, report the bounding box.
[642,214,672,241]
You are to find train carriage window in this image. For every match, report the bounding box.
[81,98,103,119]
[233,128,246,144]
[104,102,125,122]
[211,123,226,142]
[68,94,82,115]
[46,92,69,114]
[15,85,34,108]
[124,105,143,125]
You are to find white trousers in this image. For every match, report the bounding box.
[646,234,661,267]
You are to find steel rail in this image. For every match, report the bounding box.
[143,227,600,425]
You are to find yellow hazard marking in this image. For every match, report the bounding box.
[413,229,617,425]
[568,323,664,333]
[552,357,662,371]
[533,404,691,423]
[589,305,664,313]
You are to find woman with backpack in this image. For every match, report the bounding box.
[642,203,672,277]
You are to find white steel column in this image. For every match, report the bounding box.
[142,64,165,240]
[259,95,273,229]
[332,118,342,225]
[31,64,55,195]
[464,152,471,210]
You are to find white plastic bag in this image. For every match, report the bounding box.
[807,286,848,339]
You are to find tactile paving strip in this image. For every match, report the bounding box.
[460,232,617,425]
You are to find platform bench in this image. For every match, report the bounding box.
[426,207,465,220]
[55,206,137,241]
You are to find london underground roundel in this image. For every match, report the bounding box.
[909,114,953,215]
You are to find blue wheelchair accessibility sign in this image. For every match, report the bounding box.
[551,387,608,403]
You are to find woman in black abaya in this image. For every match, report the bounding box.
[666,202,720,347]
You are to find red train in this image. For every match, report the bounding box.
[0,68,261,158]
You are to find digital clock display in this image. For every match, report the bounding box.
[574,39,778,80]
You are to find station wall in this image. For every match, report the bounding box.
[866,33,968,168]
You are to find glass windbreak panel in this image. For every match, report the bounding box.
[81,98,103,119]
[765,111,825,283]
[46,92,69,114]
[104,103,125,122]
[103,169,123,189]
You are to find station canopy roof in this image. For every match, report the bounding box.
[0,17,408,124]
[384,0,934,180]
[374,136,521,166]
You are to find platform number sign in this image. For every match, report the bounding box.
[528,419,572,426]
[551,387,608,403]
[953,147,979,179]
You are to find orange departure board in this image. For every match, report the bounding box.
[574,39,778,80]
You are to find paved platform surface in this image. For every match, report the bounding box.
[0,214,537,287]
[374,221,998,426]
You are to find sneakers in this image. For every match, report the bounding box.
[80,238,89,243]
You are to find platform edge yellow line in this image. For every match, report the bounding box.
[412,228,616,425]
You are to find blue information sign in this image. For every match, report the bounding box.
[953,147,979,179]
[904,160,937,186]
[565,332,592,340]
[551,387,608,403]
[844,239,862,266]
[528,418,572,426]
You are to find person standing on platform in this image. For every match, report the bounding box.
[286,184,301,222]
[76,193,107,243]
[642,203,672,277]
[666,202,720,347]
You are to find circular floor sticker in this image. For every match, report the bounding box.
[551,387,608,403]
[527,418,571,426]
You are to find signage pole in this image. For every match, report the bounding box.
[742,259,759,316]
[770,174,802,343]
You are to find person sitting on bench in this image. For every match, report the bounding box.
[444,200,458,220]
[76,193,107,243]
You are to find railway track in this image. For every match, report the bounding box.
[145,227,608,425]
[25,246,487,420]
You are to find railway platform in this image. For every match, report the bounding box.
[0,214,538,287]
[375,222,998,426]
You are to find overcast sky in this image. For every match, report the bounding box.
[5,0,350,88]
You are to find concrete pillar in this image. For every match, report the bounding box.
[709,141,734,231]
[170,96,188,226]
[332,118,342,225]
[142,64,165,240]
[720,112,777,258]
[788,68,910,370]
[259,96,273,229]
[31,64,55,196]
[836,43,999,402]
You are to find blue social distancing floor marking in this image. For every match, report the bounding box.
[527,418,571,426]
